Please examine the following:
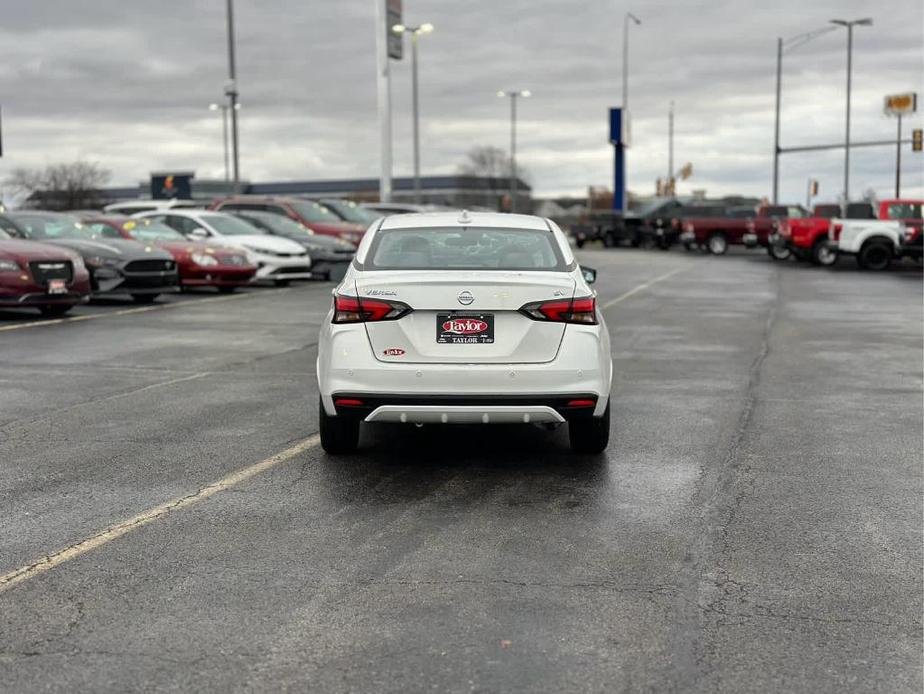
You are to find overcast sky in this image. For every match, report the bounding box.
[0,0,921,203]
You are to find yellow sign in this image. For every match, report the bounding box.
[884,93,917,115]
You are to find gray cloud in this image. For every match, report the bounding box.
[0,0,920,203]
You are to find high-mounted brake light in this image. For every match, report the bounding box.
[332,294,412,323]
[519,296,597,325]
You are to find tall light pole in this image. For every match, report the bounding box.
[392,22,434,204]
[224,0,241,193]
[771,26,838,203]
[621,12,641,209]
[210,103,240,193]
[831,18,872,202]
[668,101,674,195]
[497,89,531,213]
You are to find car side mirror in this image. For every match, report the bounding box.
[581,266,597,284]
[188,228,209,239]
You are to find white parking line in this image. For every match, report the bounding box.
[0,288,291,334]
[600,268,684,309]
[0,269,684,594]
[0,435,320,595]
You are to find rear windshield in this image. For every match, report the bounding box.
[884,202,922,220]
[365,227,566,271]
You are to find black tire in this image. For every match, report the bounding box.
[575,238,586,249]
[811,239,838,267]
[707,233,728,255]
[682,242,693,252]
[131,294,158,304]
[603,232,617,248]
[319,397,359,454]
[217,286,237,294]
[768,243,791,261]
[857,241,893,271]
[39,304,72,317]
[274,279,291,287]
[568,403,610,454]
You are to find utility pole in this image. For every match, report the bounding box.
[621,12,641,211]
[668,101,674,195]
[772,37,782,204]
[830,18,872,202]
[225,0,240,193]
[497,90,530,213]
[895,113,902,198]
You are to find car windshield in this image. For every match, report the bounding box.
[885,203,922,219]
[124,218,187,241]
[813,205,841,219]
[631,199,674,216]
[682,207,726,218]
[366,227,565,271]
[201,214,267,236]
[290,201,342,223]
[240,211,312,236]
[11,214,95,240]
[322,200,378,224]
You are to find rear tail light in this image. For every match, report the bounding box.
[746,220,756,233]
[830,222,842,241]
[519,296,598,325]
[683,222,694,233]
[334,398,364,407]
[565,398,597,408]
[332,293,412,323]
[671,218,679,229]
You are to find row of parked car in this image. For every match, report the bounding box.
[0,196,437,317]
[572,197,923,271]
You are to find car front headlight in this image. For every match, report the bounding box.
[191,253,219,267]
[85,256,121,268]
[0,259,20,272]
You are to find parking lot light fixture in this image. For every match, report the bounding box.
[830,18,873,201]
[497,90,531,213]
[392,22,435,204]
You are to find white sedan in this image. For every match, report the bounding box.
[316,211,612,454]
[134,210,312,285]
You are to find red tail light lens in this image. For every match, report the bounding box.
[332,294,412,323]
[519,296,598,325]
[830,223,842,241]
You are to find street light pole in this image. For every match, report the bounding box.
[830,18,872,202]
[392,23,433,205]
[621,12,641,209]
[668,101,674,194]
[497,90,531,213]
[771,26,838,203]
[209,104,230,190]
[225,0,241,193]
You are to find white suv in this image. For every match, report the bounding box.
[316,211,612,454]
[135,210,313,285]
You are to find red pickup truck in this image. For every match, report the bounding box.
[880,199,922,261]
[680,204,806,255]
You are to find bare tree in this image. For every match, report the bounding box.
[457,146,530,209]
[5,161,112,210]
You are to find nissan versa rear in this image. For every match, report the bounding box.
[317,212,612,454]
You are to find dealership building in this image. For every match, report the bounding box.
[95,174,532,211]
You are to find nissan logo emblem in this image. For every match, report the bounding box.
[457,290,474,306]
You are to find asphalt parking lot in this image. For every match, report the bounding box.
[0,249,920,693]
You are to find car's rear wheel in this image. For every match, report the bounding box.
[568,403,610,454]
[274,279,291,287]
[132,294,158,304]
[39,305,72,317]
[707,233,728,255]
[217,286,237,294]
[857,241,893,271]
[319,397,359,454]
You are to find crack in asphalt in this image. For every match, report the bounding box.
[669,264,783,688]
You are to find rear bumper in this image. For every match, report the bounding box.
[318,322,613,418]
[331,394,601,424]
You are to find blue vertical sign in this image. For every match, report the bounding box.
[609,108,625,212]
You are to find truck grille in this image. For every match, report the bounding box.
[124,259,175,273]
[29,261,73,284]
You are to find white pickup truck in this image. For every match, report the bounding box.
[829,218,906,271]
